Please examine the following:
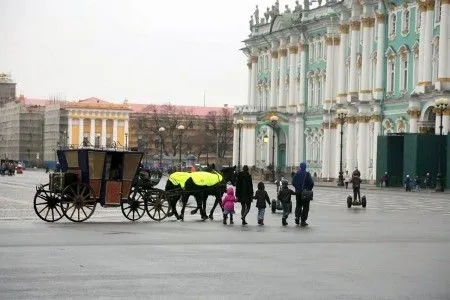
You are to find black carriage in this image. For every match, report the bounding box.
[33,148,169,222]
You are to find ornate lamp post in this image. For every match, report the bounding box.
[236,119,244,172]
[177,124,185,171]
[336,108,348,187]
[269,115,279,182]
[435,97,449,192]
[158,127,165,169]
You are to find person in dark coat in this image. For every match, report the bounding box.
[277,180,296,226]
[292,162,314,227]
[253,181,271,225]
[235,165,254,225]
[351,168,362,202]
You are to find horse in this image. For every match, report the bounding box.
[165,166,236,221]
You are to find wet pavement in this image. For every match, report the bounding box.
[0,170,449,299]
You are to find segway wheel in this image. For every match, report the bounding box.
[347,196,352,208]
[361,196,367,208]
[271,199,277,213]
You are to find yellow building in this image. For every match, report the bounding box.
[66,98,131,148]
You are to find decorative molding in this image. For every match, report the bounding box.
[359,90,372,94]
[346,116,357,124]
[251,56,259,63]
[438,77,450,82]
[339,24,349,34]
[418,81,432,86]
[357,116,371,123]
[350,20,361,30]
[278,48,288,57]
[375,12,386,23]
[289,46,298,54]
[371,115,382,122]
[407,109,421,118]
[271,51,278,58]
[361,17,375,28]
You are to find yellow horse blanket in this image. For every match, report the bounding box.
[168,171,223,189]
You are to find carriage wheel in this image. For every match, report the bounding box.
[145,190,170,221]
[33,184,65,222]
[121,187,145,221]
[61,183,96,222]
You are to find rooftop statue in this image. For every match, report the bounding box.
[249,15,254,30]
[284,4,291,13]
[264,7,270,23]
[318,0,323,6]
[254,5,260,25]
[294,0,303,12]
[303,0,310,10]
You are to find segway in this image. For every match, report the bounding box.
[347,195,367,208]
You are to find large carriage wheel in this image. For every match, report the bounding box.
[33,184,65,222]
[61,183,96,222]
[145,190,170,221]
[121,187,145,221]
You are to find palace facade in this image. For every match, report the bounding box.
[234,0,449,181]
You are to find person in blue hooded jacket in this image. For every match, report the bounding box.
[292,162,314,227]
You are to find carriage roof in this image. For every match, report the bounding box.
[56,148,144,182]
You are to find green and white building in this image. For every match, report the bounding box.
[233,0,449,181]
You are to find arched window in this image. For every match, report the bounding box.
[435,0,441,23]
[308,77,314,107]
[401,58,408,91]
[318,77,322,106]
[387,58,395,94]
[402,9,410,34]
[310,44,315,61]
[390,13,397,37]
[413,45,419,87]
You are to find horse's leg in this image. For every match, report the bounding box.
[200,193,208,220]
[180,194,189,221]
[168,195,180,220]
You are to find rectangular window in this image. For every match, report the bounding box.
[387,62,395,93]
[402,60,408,90]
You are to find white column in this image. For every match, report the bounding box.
[270,48,278,109]
[288,117,295,167]
[408,110,419,133]
[375,13,386,99]
[293,116,299,166]
[438,0,450,91]
[360,17,374,101]
[321,120,330,180]
[443,113,449,135]
[348,20,360,100]
[298,116,305,164]
[90,119,95,147]
[299,43,307,106]
[250,55,258,107]
[417,3,427,90]
[337,24,349,103]
[113,119,118,143]
[357,117,369,179]
[101,119,107,147]
[372,117,381,180]
[345,119,356,172]
[278,47,287,108]
[124,119,129,147]
[288,45,298,109]
[78,118,84,146]
[67,117,72,146]
[247,60,252,105]
[324,35,333,108]
[422,3,434,87]
[248,125,256,167]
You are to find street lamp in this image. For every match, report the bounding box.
[177,124,185,171]
[236,119,244,172]
[435,97,449,192]
[336,108,348,187]
[269,115,279,182]
[158,127,165,169]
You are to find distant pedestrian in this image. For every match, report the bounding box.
[344,170,351,189]
[405,175,412,191]
[235,165,254,225]
[222,186,236,225]
[424,172,432,190]
[253,181,271,225]
[292,162,314,227]
[277,180,296,226]
[414,175,421,192]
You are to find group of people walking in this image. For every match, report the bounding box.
[221,162,314,227]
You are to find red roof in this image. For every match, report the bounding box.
[15,96,233,116]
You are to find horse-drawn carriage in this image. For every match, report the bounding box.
[33,148,169,222]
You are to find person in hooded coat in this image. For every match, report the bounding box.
[292,162,314,227]
[235,165,254,225]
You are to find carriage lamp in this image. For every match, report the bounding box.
[434,97,449,192]
[336,108,348,187]
[177,125,185,171]
[158,127,165,169]
[269,115,279,182]
[236,119,244,172]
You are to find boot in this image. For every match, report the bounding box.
[223,214,227,225]
[295,218,300,225]
[260,219,264,226]
[242,218,247,225]
[282,217,287,226]
[229,215,234,225]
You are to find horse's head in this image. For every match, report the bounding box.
[220,165,237,186]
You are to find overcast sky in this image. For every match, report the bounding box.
[0,0,292,107]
